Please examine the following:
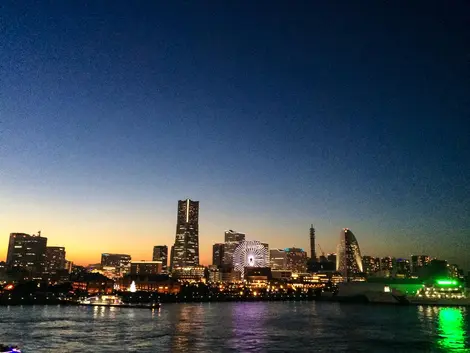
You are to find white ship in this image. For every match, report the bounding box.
[78,295,160,309]
[408,279,470,307]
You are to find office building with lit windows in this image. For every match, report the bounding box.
[46,246,66,274]
[172,266,205,282]
[411,255,430,275]
[395,258,411,278]
[285,248,307,273]
[223,230,245,266]
[152,245,168,272]
[130,260,162,275]
[171,199,199,268]
[362,256,380,275]
[6,232,48,278]
[270,249,287,270]
[212,243,225,267]
[380,256,394,275]
[101,253,131,276]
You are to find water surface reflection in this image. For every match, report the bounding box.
[0,303,468,352]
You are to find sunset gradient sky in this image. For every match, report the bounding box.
[1,1,469,269]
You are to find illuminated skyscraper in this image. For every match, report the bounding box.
[7,232,47,278]
[152,245,168,272]
[172,199,199,268]
[336,228,363,281]
[270,249,287,270]
[285,247,307,273]
[362,256,380,274]
[222,230,245,266]
[309,224,316,261]
[46,246,66,274]
[212,243,224,267]
[380,256,394,273]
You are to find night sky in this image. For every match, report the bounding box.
[1,1,469,269]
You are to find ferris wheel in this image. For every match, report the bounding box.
[233,240,269,279]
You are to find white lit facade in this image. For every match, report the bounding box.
[337,228,363,280]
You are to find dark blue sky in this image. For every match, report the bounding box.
[1,1,469,267]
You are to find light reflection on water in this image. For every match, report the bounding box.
[417,305,468,352]
[438,307,466,351]
[0,303,468,352]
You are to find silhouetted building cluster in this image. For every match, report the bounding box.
[3,201,466,291]
[5,232,72,282]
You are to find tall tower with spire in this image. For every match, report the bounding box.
[309,224,316,261]
[171,199,199,269]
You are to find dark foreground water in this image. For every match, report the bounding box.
[0,302,469,352]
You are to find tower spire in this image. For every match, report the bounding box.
[309,224,316,261]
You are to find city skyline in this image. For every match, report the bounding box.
[2,2,469,270]
[2,216,468,272]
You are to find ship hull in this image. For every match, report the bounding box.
[78,302,160,309]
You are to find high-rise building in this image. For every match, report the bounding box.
[270,249,287,270]
[337,228,363,281]
[362,256,380,274]
[152,246,168,272]
[130,260,162,275]
[285,247,307,273]
[411,255,430,274]
[7,232,48,278]
[101,253,131,276]
[172,199,199,269]
[309,224,316,261]
[212,243,225,267]
[380,257,394,272]
[223,230,245,266]
[46,246,66,274]
[395,258,411,278]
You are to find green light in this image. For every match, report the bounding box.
[436,279,457,286]
[438,308,466,351]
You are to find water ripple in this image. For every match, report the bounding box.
[0,303,468,352]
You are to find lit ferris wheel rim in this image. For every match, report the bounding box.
[233,240,269,278]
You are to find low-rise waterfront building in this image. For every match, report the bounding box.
[130,261,162,276]
[172,266,205,282]
[72,273,114,295]
[118,274,180,294]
